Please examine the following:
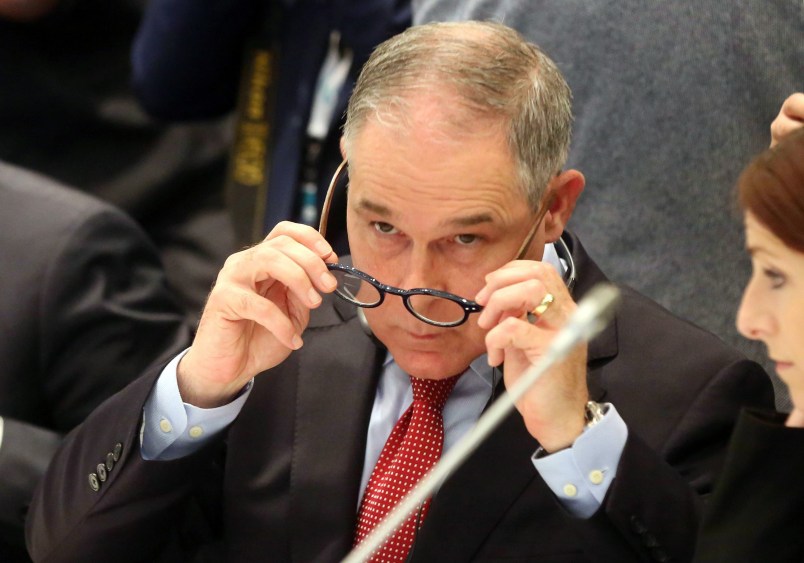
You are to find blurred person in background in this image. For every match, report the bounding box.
[133,0,411,252]
[0,162,191,562]
[0,0,235,321]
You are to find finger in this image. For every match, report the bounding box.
[211,283,306,350]
[476,278,548,329]
[476,260,561,304]
[527,292,556,324]
[771,94,804,147]
[781,93,804,121]
[263,221,337,261]
[225,239,337,308]
[485,316,546,367]
[771,119,804,145]
[267,235,340,296]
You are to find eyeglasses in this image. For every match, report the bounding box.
[318,160,552,327]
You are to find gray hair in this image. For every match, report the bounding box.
[343,20,573,209]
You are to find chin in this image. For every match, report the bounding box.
[389,347,478,380]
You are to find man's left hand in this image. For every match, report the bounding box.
[475,260,588,453]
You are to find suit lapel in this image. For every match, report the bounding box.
[409,408,538,561]
[289,311,385,562]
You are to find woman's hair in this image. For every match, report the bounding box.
[738,127,804,252]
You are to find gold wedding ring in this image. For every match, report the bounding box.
[528,292,555,322]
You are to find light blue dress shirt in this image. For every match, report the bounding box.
[141,243,628,517]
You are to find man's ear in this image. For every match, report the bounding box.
[543,169,585,242]
[339,136,347,160]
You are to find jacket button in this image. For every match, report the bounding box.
[88,473,100,492]
[642,532,659,548]
[106,452,115,471]
[630,515,647,534]
[113,442,123,462]
[96,463,107,482]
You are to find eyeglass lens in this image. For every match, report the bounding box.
[330,269,468,325]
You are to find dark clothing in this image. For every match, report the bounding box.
[132,0,411,242]
[26,232,773,562]
[0,162,192,562]
[695,409,804,562]
[0,0,234,318]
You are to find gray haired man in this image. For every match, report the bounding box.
[27,22,770,563]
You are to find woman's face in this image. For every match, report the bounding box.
[737,212,804,381]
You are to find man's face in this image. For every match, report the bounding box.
[344,104,546,380]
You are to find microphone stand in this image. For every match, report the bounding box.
[342,282,621,563]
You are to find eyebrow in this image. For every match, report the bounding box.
[746,245,781,260]
[355,198,496,227]
[356,198,393,217]
[444,212,495,227]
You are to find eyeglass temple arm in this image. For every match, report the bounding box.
[318,160,348,239]
[514,193,555,260]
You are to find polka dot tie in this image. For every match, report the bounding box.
[354,374,461,562]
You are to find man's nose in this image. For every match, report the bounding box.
[398,246,443,290]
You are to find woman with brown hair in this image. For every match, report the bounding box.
[696,95,804,562]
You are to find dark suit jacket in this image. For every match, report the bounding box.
[25,232,774,562]
[694,409,804,562]
[0,163,191,561]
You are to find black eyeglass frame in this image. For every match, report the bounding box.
[327,263,484,328]
[318,160,554,327]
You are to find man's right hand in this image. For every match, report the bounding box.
[177,222,339,408]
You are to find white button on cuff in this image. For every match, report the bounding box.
[562,483,578,497]
[589,469,604,485]
[188,426,204,439]
[159,419,173,433]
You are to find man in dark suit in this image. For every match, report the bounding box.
[0,162,191,562]
[27,22,772,562]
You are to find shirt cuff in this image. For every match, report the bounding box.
[531,403,628,518]
[141,349,253,461]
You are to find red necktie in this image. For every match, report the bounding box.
[354,374,461,562]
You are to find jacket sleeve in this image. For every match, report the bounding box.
[131,0,261,119]
[569,358,774,563]
[694,409,804,562]
[1,206,190,545]
[24,368,226,563]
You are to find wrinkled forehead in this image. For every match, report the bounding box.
[342,119,527,230]
[345,88,510,160]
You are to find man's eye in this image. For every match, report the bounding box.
[372,222,398,235]
[454,234,479,245]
